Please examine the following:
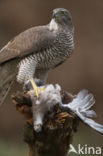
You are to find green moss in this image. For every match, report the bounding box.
[0,139,27,156]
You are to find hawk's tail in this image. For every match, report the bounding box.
[0,60,18,106]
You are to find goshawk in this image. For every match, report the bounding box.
[0,8,74,105]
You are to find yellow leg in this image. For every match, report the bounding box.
[30,78,45,98]
[30,78,39,98]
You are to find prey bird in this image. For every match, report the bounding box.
[0,8,74,105]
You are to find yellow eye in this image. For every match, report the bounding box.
[61,11,66,15]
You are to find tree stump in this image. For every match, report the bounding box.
[12,91,79,156]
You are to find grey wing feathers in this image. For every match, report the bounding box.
[0,25,55,64]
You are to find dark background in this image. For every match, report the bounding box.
[0,0,103,155]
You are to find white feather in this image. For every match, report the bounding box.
[61,89,103,134]
[49,19,58,31]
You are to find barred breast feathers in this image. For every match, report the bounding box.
[17,56,37,83]
[17,29,74,84]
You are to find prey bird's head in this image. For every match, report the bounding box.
[51,8,73,29]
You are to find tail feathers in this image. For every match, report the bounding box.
[0,75,15,106]
[0,59,18,106]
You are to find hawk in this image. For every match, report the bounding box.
[0,8,74,105]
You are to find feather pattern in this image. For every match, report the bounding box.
[17,30,74,83]
[61,89,103,134]
[0,26,55,64]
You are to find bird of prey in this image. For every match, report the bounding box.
[0,8,74,105]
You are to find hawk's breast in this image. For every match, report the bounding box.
[35,31,74,69]
[17,30,74,83]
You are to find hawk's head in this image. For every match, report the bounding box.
[52,8,73,27]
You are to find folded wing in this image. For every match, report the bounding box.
[0,26,55,64]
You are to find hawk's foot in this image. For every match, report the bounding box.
[24,78,45,98]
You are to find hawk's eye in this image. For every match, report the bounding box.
[61,11,66,15]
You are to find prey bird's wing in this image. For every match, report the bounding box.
[0,25,55,64]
